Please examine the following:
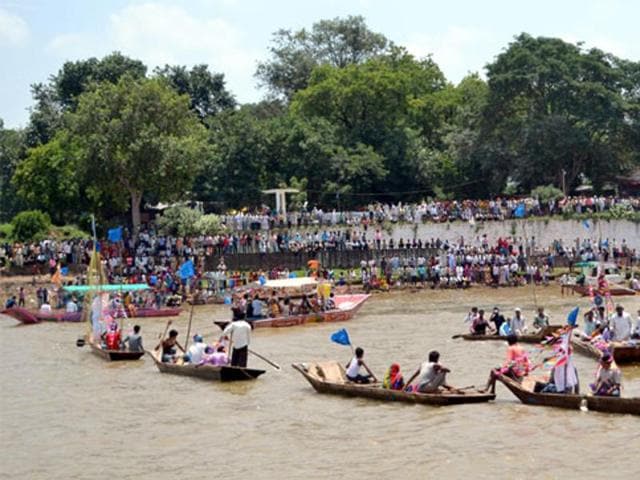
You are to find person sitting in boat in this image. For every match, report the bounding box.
[631,276,640,292]
[298,295,312,315]
[268,297,282,318]
[325,292,336,310]
[632,310,640,340]
[538,345,579,394]
[66,297,78,313]
[482,335,530,392]
[405,351,453,393]
[4,295,17,309]
[123,325,143,352]
[200,345,229,366]
[470,309,491,335]
[160,329,184,363]
[40,300,52,313]
[345,347,377,384]
[580,310,598,339]
[382,363,405,390]
[103,322,122,351]
[610,304,632,342]
[185,334,207,364]
[490,307,506,334]
[591,353,621,397]
[509,308,527,335]
[464,306,479,324]
[532,307,550,333]
[250,294,265,319]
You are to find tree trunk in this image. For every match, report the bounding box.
[130,191,142,234]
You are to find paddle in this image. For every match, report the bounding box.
[451,334,463,339]
[183,302,196,353]
[248,348,281,370]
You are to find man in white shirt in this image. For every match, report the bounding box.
[610,304,632,341]
[40,301,52,313]
[187,334,206,364]
[405,351,453,393]
[66,298,78,313]
[222,318,252,367]
[510,308,527,335]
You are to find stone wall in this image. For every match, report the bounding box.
[384,218,640,250]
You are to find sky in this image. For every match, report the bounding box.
[1,0,639,128]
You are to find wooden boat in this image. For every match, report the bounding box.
[457,325,562,344]
[571,337,640,364]
[147,347,265,382]
[214,294,370,330]
[572,285,636,296]
[495,373,640,415]
[292,362,495,406]
[2,306,180,325]
[88,338,145,361]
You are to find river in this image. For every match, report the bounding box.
[1,287,638,479]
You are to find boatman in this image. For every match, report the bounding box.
[532,306,550,332]
[124,325,143,352]
[345,347,377,384]
[405,351,454,393]
[222,317,252,367]
[509,308,527,335]
[609,304,632,341]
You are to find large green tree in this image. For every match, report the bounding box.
[256,15,390,101]
[155,64,236,120]
[69,76,207,231]
[0,120,27,221]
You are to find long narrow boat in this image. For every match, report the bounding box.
[495,373,640,415]
[2,306,180,325]
[147,347,265,382]
[571,285,636,297]
[571,337,640,364]
[88,338,145,361]
[292,362,495,406]
[214,294,370,330]
[456,325,562,344]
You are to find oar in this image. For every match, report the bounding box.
[451,334,463,339]
[248,348,281,370]
[183,302,196,353]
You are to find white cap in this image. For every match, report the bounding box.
[514,307,521,312]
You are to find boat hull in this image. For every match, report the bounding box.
[1,306,180,324]
[459,325,562,344]
[292,362,494,406]
[571,337,640,364]
[215,294,370,330]
[148,349,265,382]
[496,373,639,415]
[89,341,144,361]
[572,285,636,296]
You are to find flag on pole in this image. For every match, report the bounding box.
[107,226,123,243]
[566,307,579,327]
[330,328,351,346]
[179,260,195,279]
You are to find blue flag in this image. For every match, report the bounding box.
[107,226,123,243]
[330,328,351,346]
[514,203,526,218]
[61,267,69,276]
[582,219,591,231]
[179,260,195,279]
[567,307,579,327]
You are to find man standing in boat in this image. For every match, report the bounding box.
[610,304,632,341]
[222,318,252,367]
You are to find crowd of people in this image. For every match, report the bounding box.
[223,195,640,231]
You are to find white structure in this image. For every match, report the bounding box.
[262,188,299,215]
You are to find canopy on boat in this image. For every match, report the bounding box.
[63,283,150,293]
[263,277,318,288]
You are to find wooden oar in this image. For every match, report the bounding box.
[183,302,196,353]
[248,348,281,370]
[451,334,464,339]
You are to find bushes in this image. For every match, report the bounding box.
[11,210,51,242]
[531,184,564,203]
[156,206,226,236]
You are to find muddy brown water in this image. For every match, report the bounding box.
[1,287,639,479]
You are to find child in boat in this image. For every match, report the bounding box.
[382,363,405,390]
[345,347,377,384]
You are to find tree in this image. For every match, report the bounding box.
[155,64,236,120]
[12,133,81,224]
[256,15,390,100]
[24,83,62,147]
[477,34,637,193]
[0,120,27,221]
[69,76,207,232]
[11,210,51,242]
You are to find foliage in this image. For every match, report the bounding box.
[0,120,27,221]
[69,76,208,231]
[530,184,564,203]
[50,224,89,240]
[156,206,225,236]
[12,133,81,224]
[155,64,236,120]
[11,210,51,242]
[256,15,390,100]
[0,223,13,240]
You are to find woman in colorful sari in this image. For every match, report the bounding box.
[382,363,405,390]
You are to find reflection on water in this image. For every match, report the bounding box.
[1,287,638,479]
